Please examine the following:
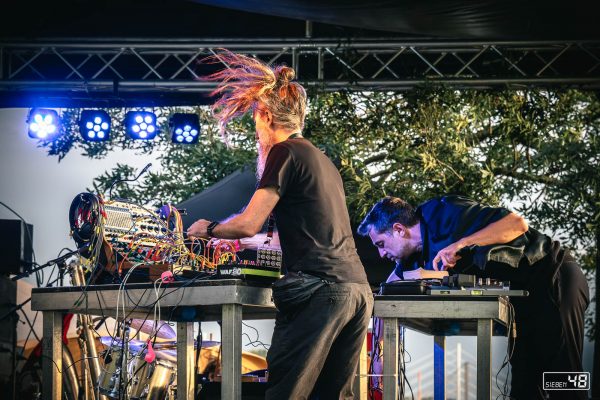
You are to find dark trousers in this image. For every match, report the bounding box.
[266,282,373,400]
[509,251,589,400]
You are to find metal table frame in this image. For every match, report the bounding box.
[31,279,276,400]
[373,295,510,400]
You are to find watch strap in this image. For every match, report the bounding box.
[207,221,220,237]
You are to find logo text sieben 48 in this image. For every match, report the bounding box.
[543,372,590,390]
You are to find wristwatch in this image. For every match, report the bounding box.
[206,221,220,237]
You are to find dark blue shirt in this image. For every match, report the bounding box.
[395,195,550,277]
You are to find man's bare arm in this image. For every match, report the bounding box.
[187,188,280,239]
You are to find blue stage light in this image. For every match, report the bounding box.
[27,108,60,140]
[79,110,111,142]
[125,111,158,140]
[169,113,200,144]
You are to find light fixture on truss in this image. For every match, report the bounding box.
[27,108,60,140]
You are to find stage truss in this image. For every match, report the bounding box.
[1,38,599,105]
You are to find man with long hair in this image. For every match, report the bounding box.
[187,51,373,399]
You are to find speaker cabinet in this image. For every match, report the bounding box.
[0,220,34,275]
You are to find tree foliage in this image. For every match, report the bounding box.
[42,87,599,336]
[308,89,599,254]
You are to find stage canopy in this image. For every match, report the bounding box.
[2,0,596,40]
[189,0,598,40]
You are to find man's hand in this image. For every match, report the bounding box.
[186,219,211,239]
[403,267,449,280]
[432,240,466,270]
[431,212,527,271]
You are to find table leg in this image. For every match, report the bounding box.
[221,304,242,400]
[382,318,398,400]
[434,335,446,400]
[42,311,62,400]
[477,319,492,400]
[177,322,195,400]
[353,335,368,400]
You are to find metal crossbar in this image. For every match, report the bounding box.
[1,38,599,106]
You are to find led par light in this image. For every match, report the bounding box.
[27,108,60,140]
[79,110,111,142]
[169,113,200,144]
[125,111,158,140]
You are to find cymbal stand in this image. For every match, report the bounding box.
[69,260,107,400]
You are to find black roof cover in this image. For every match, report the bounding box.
[189,0,599,40]
[2,0,596,40]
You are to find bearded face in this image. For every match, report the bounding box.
[368,226,422,264]
[256,129,274,180]
[253,103,274,180]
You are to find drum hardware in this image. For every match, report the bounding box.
[167,385,177,400]
[97,345,121,398]
[98,336,179,400]
[62,344,80,400]
[129,354,176,400]
[128,318,176,340]
[98,323,131,399]
[98,344,128,399]
[69,260,107,400]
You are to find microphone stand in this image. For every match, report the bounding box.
[107,162,152,199]
[0,297,30,323]
[5,250,84,400]
[11,246,88,282]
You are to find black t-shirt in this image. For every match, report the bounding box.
[257,137,368,283]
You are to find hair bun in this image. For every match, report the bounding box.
[275,66,295,83]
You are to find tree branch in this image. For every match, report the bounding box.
[370,168,393,179]
[363,152,388,165]
[492,167,562,186]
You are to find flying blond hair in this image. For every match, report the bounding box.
[205,50,307,137]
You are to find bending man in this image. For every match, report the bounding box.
[358,195,589,400]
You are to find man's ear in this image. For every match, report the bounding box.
[264,109,273,126]
[392,222,407,237]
